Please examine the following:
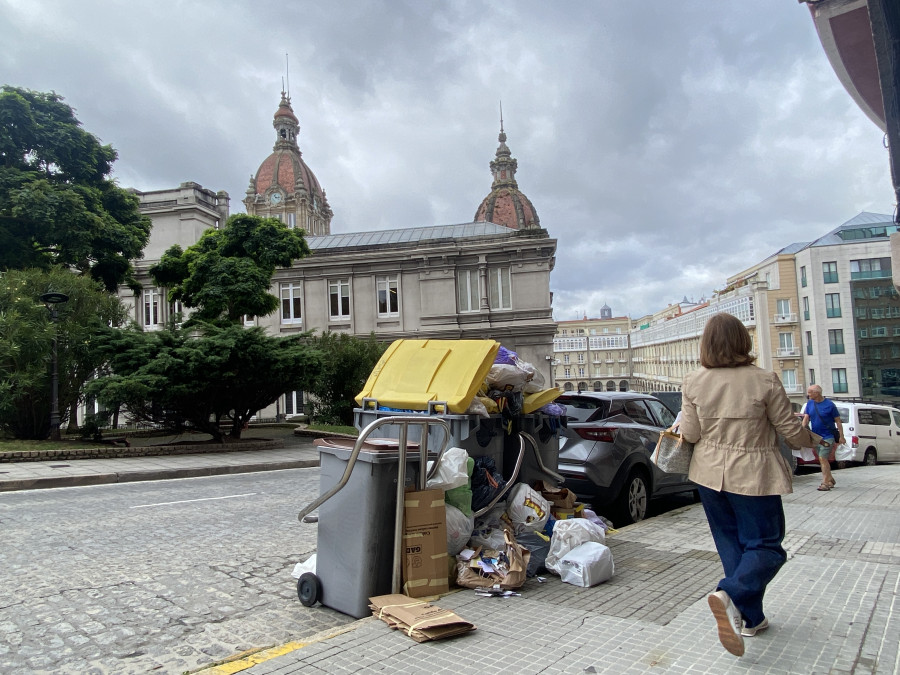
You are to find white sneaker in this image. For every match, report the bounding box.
[708,590,745,656]
[742,617,769,637]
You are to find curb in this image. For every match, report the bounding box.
[0,459,320,493]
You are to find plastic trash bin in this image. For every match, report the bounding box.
[313,443,419,618]
[355,339,500,414]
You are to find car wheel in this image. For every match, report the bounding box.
[614,469,649,526]
[864,449,877,466]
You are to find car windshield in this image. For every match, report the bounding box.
[561,396,610,423]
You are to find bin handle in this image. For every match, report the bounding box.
[472,432,526,519]
[297,415,451,523]
[519,431,564,484]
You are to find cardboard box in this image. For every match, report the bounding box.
[534,480,577,510]
[403,488,450,598]
[369,593,475,642]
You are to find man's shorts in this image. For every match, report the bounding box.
[816,441,834,459]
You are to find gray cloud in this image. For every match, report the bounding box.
[1,0,892,319]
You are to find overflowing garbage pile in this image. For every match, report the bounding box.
[429,453,615,590]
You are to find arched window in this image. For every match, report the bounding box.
[619,380,628,392]
[606,381,615,391]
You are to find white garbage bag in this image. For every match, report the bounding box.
[506,483,551,535]
[426,446,469,491]
[445,504,475,556]
[546,519,607,574]
[291,554,317,579]
[558,542,614,587]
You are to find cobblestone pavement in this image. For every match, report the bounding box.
[226,465,900,675]
[0,467,354,674]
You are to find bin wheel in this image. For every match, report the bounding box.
[297,572,322,607]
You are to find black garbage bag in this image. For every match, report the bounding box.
[516,529,552,577]
[471,455,506,512]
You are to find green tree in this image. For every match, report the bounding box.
[150,213,310,324]
[0,86,152,291]
[87,323,321,441]
[305,332,387,426]
[0,267,127,439]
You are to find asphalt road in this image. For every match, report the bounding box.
[0,467,354,674]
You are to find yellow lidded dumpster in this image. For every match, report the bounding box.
[355,339,500,414]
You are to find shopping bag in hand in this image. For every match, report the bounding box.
[651,426,693,474]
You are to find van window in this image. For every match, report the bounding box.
[893,410,900,428]
[858,408,891,426]
[836,406,849,423]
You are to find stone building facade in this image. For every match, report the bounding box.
[118,93,557,419]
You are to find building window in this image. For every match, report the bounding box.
[488,267,512,310]
[243,314,255,326]
[855,306,868,319]
[806,331,813,356]
[782,369,797,390]
[828,329,844,354]
[779,332,794,351]
[578,366,585,377]
[809,368,815,385]
[859,328,868,338]
[800,266,807,288]
[376,275,399,317]
[143,288,162,328]
[776,299,791,316]
[564,367,571,378]
[287,212,296,229]
[284,390,303,415]
[894,327,900,337]
[823,261,838,284]
[563,354,570,365]
[280,283,302,324]
[329,279,351,320]
[832,368,848,394]
[850,257,891,280]
[872,326,887,337]
[825,293,841,318]
[577,353,585,364]
[802,296,810,321]
[457,270,479,313]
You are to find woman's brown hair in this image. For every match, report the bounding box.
[699,312,756,368]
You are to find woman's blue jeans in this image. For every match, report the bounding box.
[697,485,787,628]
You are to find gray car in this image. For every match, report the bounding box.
[556,391,694,525]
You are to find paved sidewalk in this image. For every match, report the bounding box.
[0,444,320,491]
[201,465,900,675]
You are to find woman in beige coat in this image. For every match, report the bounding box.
[680,313,819,657]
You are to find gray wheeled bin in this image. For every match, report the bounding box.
[313,444,419,618]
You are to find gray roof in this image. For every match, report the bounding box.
[775,241,809,255]
[808,211,894,247]
[307,222,516,250]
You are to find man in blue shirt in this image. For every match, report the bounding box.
[802,385,845,491]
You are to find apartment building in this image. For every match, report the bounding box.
[552,305,631,392]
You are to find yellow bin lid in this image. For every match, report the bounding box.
[355,339,500,414]
[522,388,562,414]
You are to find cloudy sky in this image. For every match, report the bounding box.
[2,0,894,319]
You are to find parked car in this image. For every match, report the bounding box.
[834,401,900,465]
[555,391,694,526]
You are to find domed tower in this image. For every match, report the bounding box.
[474,119,540,230]
[243,92,333,236]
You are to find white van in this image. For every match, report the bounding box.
[834,402,900,465]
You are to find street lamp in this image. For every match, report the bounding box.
[41,292,69,441]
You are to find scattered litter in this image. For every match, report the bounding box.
[291,554,316,579]
[474,585,521,598]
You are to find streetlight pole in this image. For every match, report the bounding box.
[41,292,69,441]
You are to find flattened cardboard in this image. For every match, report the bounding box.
[369,593,475,642]
[403,488,450,598]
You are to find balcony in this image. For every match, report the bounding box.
[776,347,801,358]
[782,383,803,394]
[772,313,797,325]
